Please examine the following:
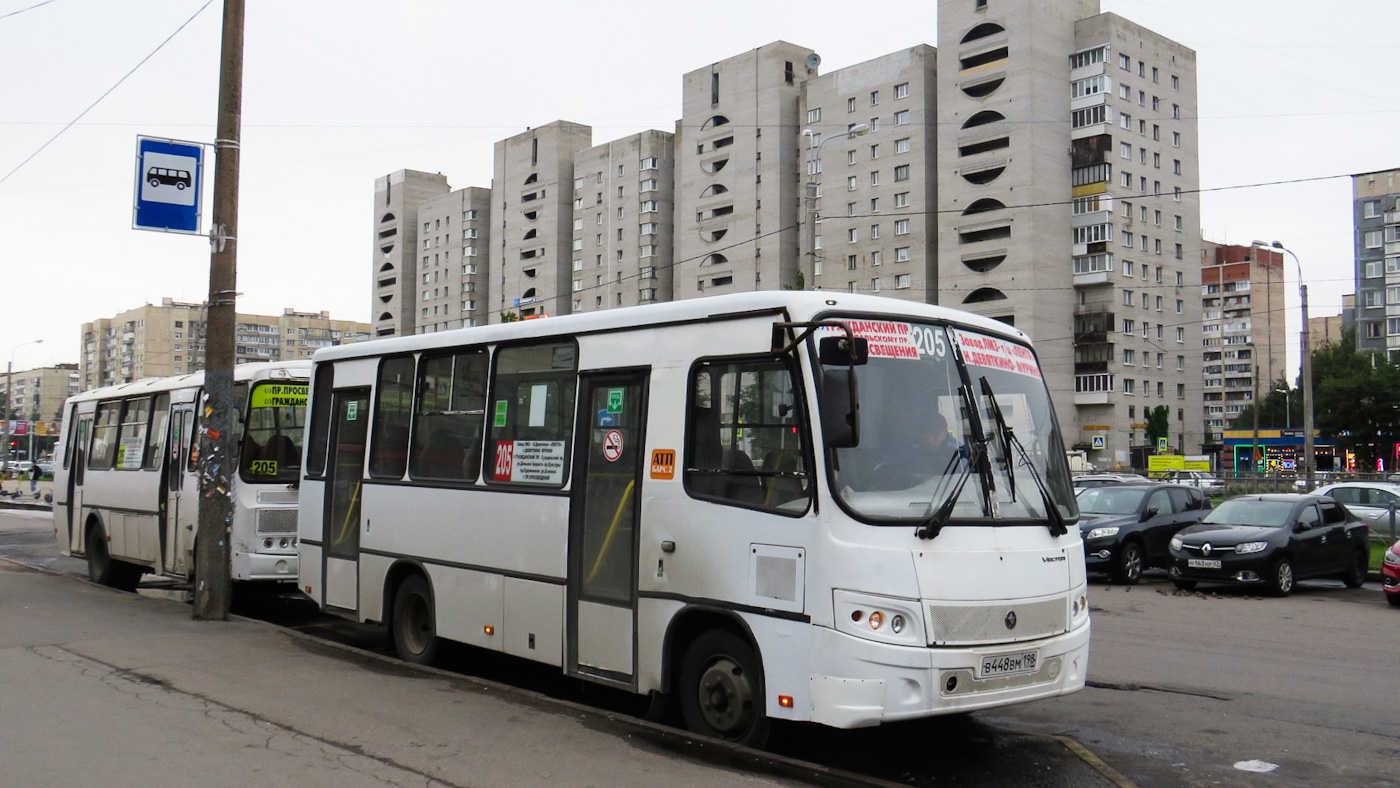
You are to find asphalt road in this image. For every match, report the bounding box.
[5,507,1396,787]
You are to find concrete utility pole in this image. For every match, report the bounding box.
[1300,281,1314,489]
[194,0,244,620]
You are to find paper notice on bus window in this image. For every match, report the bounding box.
[496,440,566,484]
[952,329,1043,380]
[528,384,549,427]
[823,320,919,360]
[118,437,145,469]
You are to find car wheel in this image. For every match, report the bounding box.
[679,630,770,748]
[391,574,439,665]
[1171,579,1197,591]
[1112,542,1144,585]
[1266,556,1294,598]
[1341,550,1368,589]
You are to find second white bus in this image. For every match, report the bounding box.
[54,361,310,590]
[297,292,1089,745]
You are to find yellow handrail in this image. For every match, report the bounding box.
[584,479,635,585]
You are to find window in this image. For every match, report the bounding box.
[640,178,658,192]
[894,219,910,235]
[848,228,858,244]
[410,350,487,483]
[1123,349,1136,365]
[895,247,910,262]
[807,108,822,123]
[870,144,879,159]
[640,200,658,213]
[86,402,119,469]
[1118,53,1131,70]
[1176,327,1185,342]
[847,150,858,165]
[369,355,416,479]
[870,90,879,106]
[894,109,910,125]
[1124,379,1135,395]
[1120,142,1132,159]
[847,97,856,112]
[1071,105,1107,128]
[894,164,910,181]
[896,138,911,154]
[894,192,910,208]
[870,224,881,239]
[1122,318,1136,334]
[685,357,809,513]
[1364,199,1382,219]
[870,171,880,186]
[847,176,858,191]
[1365,230,1383,249]
[486,342,578,486]
[640,156,658,170]
[895,82,909,99]
[895,273,911,289]
[847,254,858,270]
[1171,74,1179,90]
[1070,46,1107,69]
[1172,131,1181,148]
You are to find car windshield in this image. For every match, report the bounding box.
[1076,486,1147,515]
[825,320,1078,525]
[1202,499,1293,528]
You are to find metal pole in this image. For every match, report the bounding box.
[194,0,244,621]
[1252,362,1260,491]
[1300,282,1314,491]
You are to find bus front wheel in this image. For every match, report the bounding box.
[391,574,439,665]
[679,630,770,747]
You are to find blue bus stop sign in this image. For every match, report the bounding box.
[133,136,204,234]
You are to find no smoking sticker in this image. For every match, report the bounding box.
[602,429,624,462]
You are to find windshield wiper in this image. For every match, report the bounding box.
[916,384,993,540]
[978,377,1068,537]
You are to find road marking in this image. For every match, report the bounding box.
[1054,735,1138,788]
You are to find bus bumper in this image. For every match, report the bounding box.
[806,619,1091,729]
[232,550,298,582]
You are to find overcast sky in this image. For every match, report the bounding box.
[2,0,1393,379]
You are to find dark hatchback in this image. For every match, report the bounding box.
[1076,484,1211,584]
[1168,494,1370,597]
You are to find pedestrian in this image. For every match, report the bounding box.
[29,461,39,494]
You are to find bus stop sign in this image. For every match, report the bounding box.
[133,135,204,234]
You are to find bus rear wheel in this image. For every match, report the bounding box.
[391,574,439,665]
[86,523,142,592]
[679,630,770,748]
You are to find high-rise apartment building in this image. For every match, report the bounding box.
[1352,168,1400,360]
[1199,241,1286,445]
[372,170,452,337]
[799,45,939,300]
[937,0,1203,466]
[80,298,370,390]
[1,363,78,423]
[569,130,676,313]
[414,187,491,333]
[491,122,594,320]
[673,42,815,298]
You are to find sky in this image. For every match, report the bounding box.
[2,0,1395,379]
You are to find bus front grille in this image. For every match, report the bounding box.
[926,598,1067,646]
[257,508,298,536]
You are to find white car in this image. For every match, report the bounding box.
[1164,470,1227,494]
[1314,481,1400,534]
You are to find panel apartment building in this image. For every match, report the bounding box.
[937,0,1203,465]
[80,298,370,390]
[1199,241,1286,447]
[1353,168,1400,361]
[1,363,78,423]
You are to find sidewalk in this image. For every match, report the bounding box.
[0,559,832,788]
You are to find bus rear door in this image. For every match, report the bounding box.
[567,371,648,685]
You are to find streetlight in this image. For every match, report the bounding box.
[4,339,43,474]
[1275,387,1292,430]
[802,123,872,288]
[1254,240,1312,490]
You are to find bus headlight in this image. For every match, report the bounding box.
[1070,585,1090,627]
[834,590,924,646]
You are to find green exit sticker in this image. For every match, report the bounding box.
[607,388,624,414]
[346,401,359,421]
[494,400,509,427]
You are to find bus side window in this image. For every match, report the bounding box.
[410,349,487,483]
[306,363,335,477]
[685,357,810,514]
[486,342,577,486]
[369,355,415,479]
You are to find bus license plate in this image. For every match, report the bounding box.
[978,649,1039,679]
[1188,558,1222,569]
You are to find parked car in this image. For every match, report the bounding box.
[1077,483,1212,584]
[1384,540,1400,608]
[1168,494,1370,597]
[1314,481,1400,535]
[1072,473,1152,489]
[1293,471,1338,492]
[1163,470,1227,495]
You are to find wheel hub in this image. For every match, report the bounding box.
[697,657,752,733]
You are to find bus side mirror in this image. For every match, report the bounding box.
[820,369,859,448]
[818,336,869,366]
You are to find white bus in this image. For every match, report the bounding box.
[54,361,310,591]
[297,292,1088,745]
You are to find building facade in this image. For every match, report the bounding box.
[80,298,370,390]
[799,45,939,301]
[937,0,1203,467]
[415,187,492,333]
[1199,241,1287,446]
[570,130,676,313]
[372,170,452,337]
[0,363,77,461]
[1353,168,1400,360]
[673,42,816,298]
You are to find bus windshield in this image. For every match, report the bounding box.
[826,321,1077,525]
[239,381,308,484]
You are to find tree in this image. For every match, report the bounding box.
[499,311,520,323]
[1145,405,1170,449]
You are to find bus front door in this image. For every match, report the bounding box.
[567,371,648,685]
[63,413,92,554]
[164,403,196,576]
[323,389,370,613]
